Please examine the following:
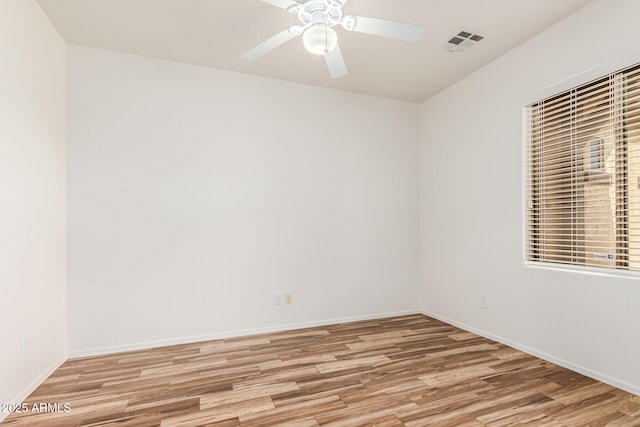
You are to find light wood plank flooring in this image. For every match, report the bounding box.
[3,314,639,426]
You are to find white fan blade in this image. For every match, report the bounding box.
[241,27,302,61]
[259,0,298,10]
[324,44,348,79]
[343,15,424,42]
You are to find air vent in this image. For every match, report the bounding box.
[444,30,484,53]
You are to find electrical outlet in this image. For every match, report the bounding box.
[274,293,284,305]
[284,293,293,304]
[481,295,489,310]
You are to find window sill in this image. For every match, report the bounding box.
[524,261,640,281]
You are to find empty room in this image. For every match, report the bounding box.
[2,0,640,425]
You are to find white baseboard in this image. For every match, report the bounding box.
[68,309,421,359]
[0,355,67,423]
[420,309,640,397]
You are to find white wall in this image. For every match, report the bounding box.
[0,0,67,418]
[67,46,420,355]
[419,0,640,395]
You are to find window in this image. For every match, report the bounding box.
[589,138,604,171]
[525,63,640,272]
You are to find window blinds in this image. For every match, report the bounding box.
[525,63,640,272]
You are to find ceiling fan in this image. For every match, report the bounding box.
[241,0,424,79]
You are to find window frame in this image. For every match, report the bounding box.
[522,51,640,278]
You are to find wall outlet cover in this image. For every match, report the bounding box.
[274,293,284,305]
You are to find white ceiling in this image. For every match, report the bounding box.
[37,0,593,103]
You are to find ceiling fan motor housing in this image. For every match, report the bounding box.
[288,0,344,27]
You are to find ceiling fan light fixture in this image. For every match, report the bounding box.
[303,24,337,55]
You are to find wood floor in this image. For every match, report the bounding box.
[3,315,640,426]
